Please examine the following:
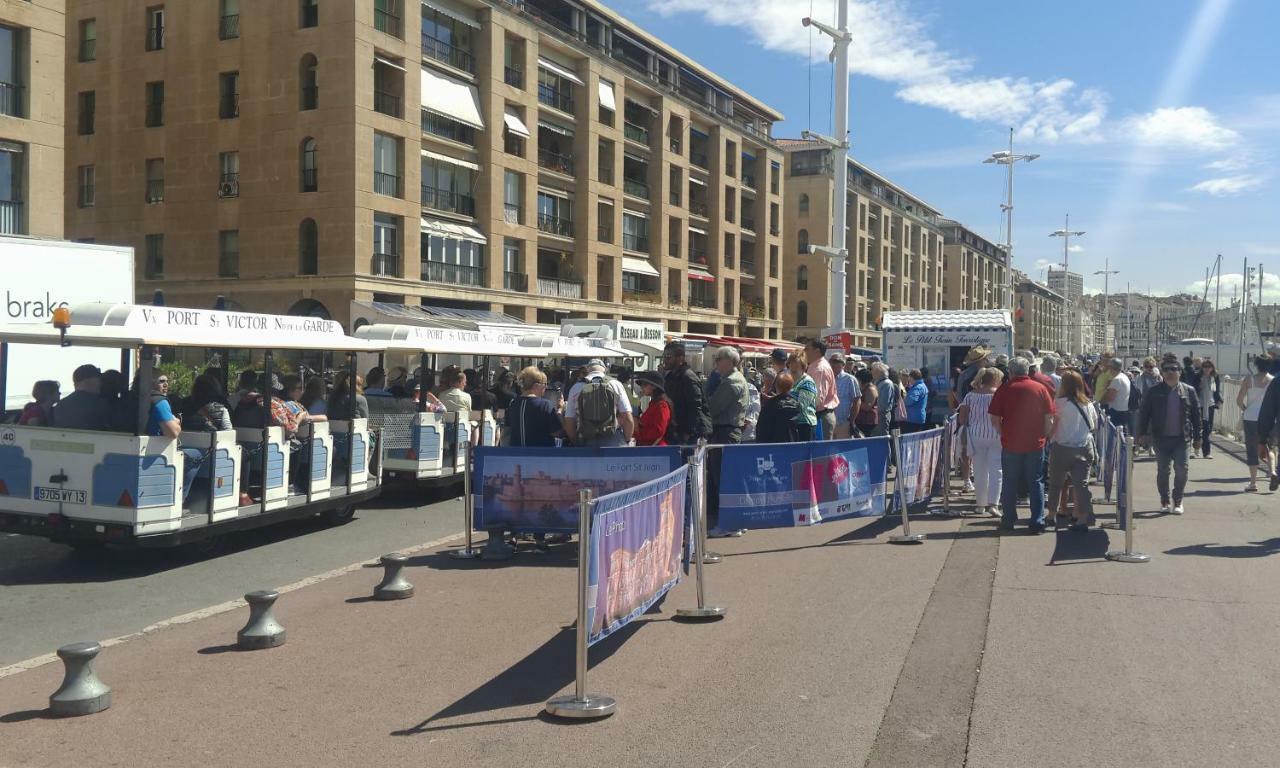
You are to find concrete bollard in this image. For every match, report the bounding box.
[49,642,112,717]
[237,590,286,650]
[373,553,414,600]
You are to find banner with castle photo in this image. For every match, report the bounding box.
[716,437,891,531]
[586,466,688,646]
[472,447,682,533]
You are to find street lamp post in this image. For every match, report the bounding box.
[1095,258,1120,355]
[1050,214,1085,354]
[984,128,1039,312]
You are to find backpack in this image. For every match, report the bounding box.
[575,380,619,445]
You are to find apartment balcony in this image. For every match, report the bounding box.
[374,171,401,197]
[741,216,756,232]
[623,287,662,304]
[421,110,476,145]
[422,33,475,73]
[503,271,529,292]
[623,178,649,199]
[219,14,240,40]
[537,275,583,299]
[623,122,649,145]
[374,89,402,118]
[423,260,484,286]
[504,66,524,88]
[598,165,614,184]
[598,223,613,243]
[372,252,400,276]
[538,148,575,176]
[689,247,708,266]
[741,172,756,190]
[688,200,709,218]
[145,180,164,203]
[0,200,24,235]
[421,185,476,217]
[622,233,649,252]
[689,294,718,310]
[537,213,574,238]
[740,257,757,276]
[374,7,402,37]
[743,299,766,319]
[538,84,573,113]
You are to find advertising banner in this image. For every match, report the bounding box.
[1100,418,1119,501]
[1115,428,1130,530]
[897,428,945,510]
[586,466,688,646]
[716,436,891,531]
[472,447,681,532]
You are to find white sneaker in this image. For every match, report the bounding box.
[1171,504,1184,515]
[963,481,975,493]
[1160,504,1172,514]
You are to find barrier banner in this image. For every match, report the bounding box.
[683,445,705,575]
[898,427,945,510]
[472,447,682,532]
[715,436,892,531]
[1115,429,1130,530]
[1101,418,1119,501]
[948,415,966,467]
[586,465,688,646]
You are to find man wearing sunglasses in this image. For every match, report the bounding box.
[1135,355,1202,515]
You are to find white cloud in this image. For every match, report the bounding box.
[1033,258,1057,272]
[1068,244,1085,253]
[1188,175,1264,196]
[1245,243,1280,256]
[1186,272,1280,304]
[1123,107,1240,152]
[1205,156,1249,172]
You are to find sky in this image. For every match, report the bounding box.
[610,0,1279,302]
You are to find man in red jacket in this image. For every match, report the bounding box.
[989,357,1057,533]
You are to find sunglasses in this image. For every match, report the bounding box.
[1161,367,1180,373]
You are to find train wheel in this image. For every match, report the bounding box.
[323,505,355,526]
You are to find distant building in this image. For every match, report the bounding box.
[1,0,64,237]
[1015,276,1065,353]
[940,219,1009,312]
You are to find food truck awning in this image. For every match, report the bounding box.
[881,310,1012,332]
[519,335,629,358]
[681,333,783,355]
[353,324,545,358]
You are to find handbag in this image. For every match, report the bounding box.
[1070,400,1099,465]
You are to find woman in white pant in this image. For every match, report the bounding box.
[959,367,1004,516]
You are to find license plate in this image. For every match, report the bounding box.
[35,487,87,505]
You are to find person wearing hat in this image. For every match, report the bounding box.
[633,371,672,446]
[51,363,111,431]
[761,348,789,399]
[953,345,991,408]
[564,359,634,447]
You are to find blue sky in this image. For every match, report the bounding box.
[612,0,1279,301]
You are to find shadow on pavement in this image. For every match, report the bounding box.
[391,618,650,735]
[1165,537,1280,559]
[361,480,462,510]
[0,709,50,723]
[409,542,578,571]
[1047,528,1111,564]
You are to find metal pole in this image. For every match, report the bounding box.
[942,422,953,517]
[449,437,481,559]
[1006,129,1016,311]
[1107,432,1149,563]
[1214,255,1222,364]
[696,440,727,561]
[827,0,850,331]
[888,429,924,544]
[677,444,726,619]
[1239,258,1249,377]
[545,490,616,719]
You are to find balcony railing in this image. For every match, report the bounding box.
[688,200,709,218]
[503,134,524,156]
[689,247,708,266]
[0,200,24,235]
[302,168,318,192]
[421,33,475,73]
[623,287,662,304]
[598,165,614,184]
[623,178,649,199]
[503,203,521,225]
[741,173,756,189]
[538,84,573,113]
[374,171,401,197]
[622,233,648,252]
[217,173,239,198]
[623,122,649,144]
[689,293,718,310]
[504,66,524,88]
[146,27,164,51]
[219,14,240,40]
[423,260,484,286]
[79,39,96,62]
[372,252,399,276]
[504,271,528,292]
[597,283,613,302]
[219,93,239,119]
[374,89,401,117]
[374,7,402,37]
[740,258,757,276]
[537,213,574,238]
[690,150,709,169]
[536,275,583,299]
[744,300,767,319]
[538,148,574,175]
[0,82,24,118]
[597,223,612,243]
[145,180,164,203]
[741,216,756,232]
[421,185,475,216]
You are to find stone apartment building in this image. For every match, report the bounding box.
[1015,276,1064,353]
[1,0,64,238]
[63,0,786,336]
[940,218,1008,312]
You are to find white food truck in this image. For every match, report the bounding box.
[883,310,1014,417]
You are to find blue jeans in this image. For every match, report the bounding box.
[1001,449,1046,527]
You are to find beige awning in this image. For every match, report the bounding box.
[420,66,484,129]
[502,107,530,138]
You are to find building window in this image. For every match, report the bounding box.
[770,161,780,194]
[797,265,808,290]
[421,7,475,73]
[422,156,476,217]
[300,137,317,192]
[422,109,475,145]
[145,81,164,127]
[373,132,400,197]
[536,191,573,237]
[144,234,164,278]
[145,158,164,203]
[219,0,240,40]
[798,193,809,216]
[0,25,24,119]
[797,228,808,255]
[503,170,522,224]
[622,212,648,252]
[537,67,574,113]
[373,57,403,117]
[146,6,165,51]
[300,0,318,28]
[218,151,239,197]
[503,238,526,291]
[374,0,402,38]
[77,165,95,208]
[77,91,95,135]
[797,300,808,327]
[78,19,97,62]
[503,37,524,89]
[299,218,318,274]
[300,54,318,110]
[219,230,240,277]
[372,212,400,275]
[219,71,239,118]
[422,232,485,286]
[0,141,25,235]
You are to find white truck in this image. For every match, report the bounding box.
[1,237,135,412]
[883,310,1014,421]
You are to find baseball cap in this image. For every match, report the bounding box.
[830,352,846,364]
[770,349,789,363]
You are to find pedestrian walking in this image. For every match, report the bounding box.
[831,353,859,439]
[661,341,711,445]
[988,357,1057,533]
[1237,356,1275,492]
[805,339,839,440]
[1046,370,1098,532]
[959,367,1003,516]
[1135,355,1202,515]
[1196,359,1222,458]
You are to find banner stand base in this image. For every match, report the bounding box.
[448,548,482,560]
[545,694,617,719]
[889,534,925,545]
[1105,550,1150,563]
[675,605,726,620]
[702,552,723,564]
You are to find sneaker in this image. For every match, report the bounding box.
[1160,503,1172,514]
[963,481,975,494]
[987,506,1000,518]
[707,527,734,538]
[1246,484,1259,493]
[1270,474,1280,492]
[1171,504,1184,515]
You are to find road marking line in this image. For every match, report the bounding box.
[0,530,465,680]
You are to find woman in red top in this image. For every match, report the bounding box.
[18,380,60,426]
[633,370,672,446]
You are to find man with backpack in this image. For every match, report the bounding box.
[563,359,634,447]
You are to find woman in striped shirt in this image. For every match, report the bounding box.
[959,367,1004,516]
